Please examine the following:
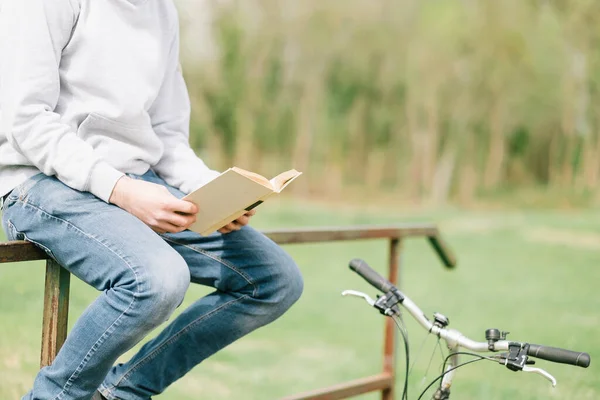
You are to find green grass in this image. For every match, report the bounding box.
[1,200,599,399]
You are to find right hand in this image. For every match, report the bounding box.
[109,176,198,234]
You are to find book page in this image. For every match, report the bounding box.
[270,169,302,192]
[232,167,272,189]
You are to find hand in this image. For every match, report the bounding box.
[218,209,256,234]
[109,176,198,234]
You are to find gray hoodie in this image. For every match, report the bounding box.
[0,0,219,202]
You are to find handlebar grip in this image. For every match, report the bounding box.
[528,344,590,368]
[348,258,394,293]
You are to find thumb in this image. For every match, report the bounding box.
[171,198,198,215]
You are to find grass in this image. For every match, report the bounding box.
[1,199,599,399]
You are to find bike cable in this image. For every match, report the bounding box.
[417,353,498,400]
[392,314,410,400]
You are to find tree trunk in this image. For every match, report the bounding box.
[580,134,600,190]
[457,137,477,205]
[382,114,404,189]
[405,100,423,201]
[547,133,561,187]
[431,146,457,205]
[366,149,386,192]
[423,89,439,196]
[234,106,257,170]
[345,98,367,186]
[483,101,505,189]
[291,78,320,196]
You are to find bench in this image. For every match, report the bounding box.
[0,224,456,400]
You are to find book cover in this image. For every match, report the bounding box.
[183,168,301,236]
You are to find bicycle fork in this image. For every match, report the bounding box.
[431,347,457,400]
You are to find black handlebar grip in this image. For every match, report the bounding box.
[348,258,394,293]
[528,344,591,368]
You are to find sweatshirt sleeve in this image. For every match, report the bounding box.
[0,0,124,202]
[149,25,220,195]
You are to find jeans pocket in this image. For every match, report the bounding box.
[0,193,8,213]
[6,219,54,257]
[7,173,45,203]
[4,219,20,242]
[1,196,14,239]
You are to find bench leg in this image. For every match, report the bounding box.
[382,238,401,400]
[41,259,70,368]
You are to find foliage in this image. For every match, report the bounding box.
[183,0,600,204]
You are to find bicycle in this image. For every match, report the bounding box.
[342,258,591,400]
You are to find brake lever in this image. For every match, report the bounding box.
[522,366,557,387]
[341,290,376,307]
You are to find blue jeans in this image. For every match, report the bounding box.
[1,171,303,400]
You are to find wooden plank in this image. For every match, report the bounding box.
[0,241,48,262]
[0,225,457,269]
[40,259,70,367]
[263,224,440,244]
[428,235,457,268]
[279,374,393,400]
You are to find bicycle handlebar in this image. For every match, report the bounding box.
[349,258,394,293]
[528,344,590,368]
[347,259,591,369]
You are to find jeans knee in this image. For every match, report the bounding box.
[281,257,304,306]
[261,250,304,313]
[139,253,190,325]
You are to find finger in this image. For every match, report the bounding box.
[235,215,250,226]
[222,222,241,232]
[168,199,199,215]
[245,209,257,217]
[218,227,232,234]
[225,222,239,231]
[154,220,187,234]
[165,212,196,228]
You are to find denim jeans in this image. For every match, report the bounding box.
[1,171,303,400]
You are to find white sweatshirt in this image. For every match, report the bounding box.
[0,0,219,202]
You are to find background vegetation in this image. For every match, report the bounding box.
[183,0,600,206]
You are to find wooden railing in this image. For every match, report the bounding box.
[0,224,456,400]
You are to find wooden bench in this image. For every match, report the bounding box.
[0,224,456,400]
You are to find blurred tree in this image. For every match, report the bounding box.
[181,0,600,205]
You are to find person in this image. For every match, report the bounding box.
[0,0,304,399]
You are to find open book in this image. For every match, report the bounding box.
[183,167,302,236]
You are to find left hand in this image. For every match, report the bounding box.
[218,209,257,234]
